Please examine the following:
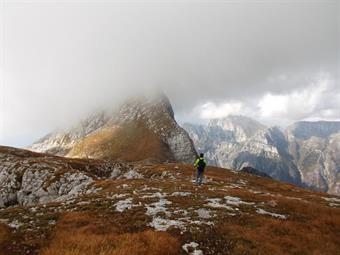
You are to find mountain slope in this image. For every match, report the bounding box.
[27,94,197,163]
[0,145,339,255]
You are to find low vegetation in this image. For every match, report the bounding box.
[40,212,180,255]
[0,148,339,255]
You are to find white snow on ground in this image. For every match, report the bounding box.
[196,208,212,219]
[143,192,179,231]
[173,209,189,216]
[110,168,121,178]
[108,193,129,199]
[123,169,144,179]
[224,183,243,189]
[115,197,133,212]
[247,189,263,194]
[143,192,209,231]
[224,196,255,206]
[160,171,176,180]
[171,192,191,197]
[323,197,340,207]
[256,208,287,219]
[237,179,248,185]
[148,216,185,231]
[8,220,23,229]
[145,197,172,216]
[141,192,165,199]
[76,201,91,205]
[182,242,204,255]
[205,198,234,211]
[140,186,162,192]
[85,186,103,194]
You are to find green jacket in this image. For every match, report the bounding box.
[194,157,207,167]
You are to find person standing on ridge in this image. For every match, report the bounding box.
[194,153,207,185]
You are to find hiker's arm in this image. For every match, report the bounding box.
[193,158,199,167]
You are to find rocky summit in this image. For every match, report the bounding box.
[0,146,339,255]
[184,117,340,195]
[28,94,197,164]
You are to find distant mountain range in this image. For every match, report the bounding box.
[183,117,340,195]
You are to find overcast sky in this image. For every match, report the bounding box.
[0,0,339,147]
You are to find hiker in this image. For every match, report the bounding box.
[194,153,207,185]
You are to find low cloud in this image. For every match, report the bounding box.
[199,101,243,119]
[180,73,340,127]
[0,1,339,145]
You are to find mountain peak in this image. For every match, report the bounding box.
[208,115,266,142]
[287,120,340,140]
[27,93,196,163]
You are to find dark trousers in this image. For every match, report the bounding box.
[196,167,204,185]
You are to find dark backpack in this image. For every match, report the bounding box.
[197,158,206,169]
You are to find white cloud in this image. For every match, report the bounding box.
[257,74,339,124]
[258,78,328,118]
[199,101,243,119]
[187,73,340,127]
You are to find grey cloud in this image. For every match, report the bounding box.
[0,1,339,146]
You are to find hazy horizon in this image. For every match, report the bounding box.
[1,0,339,147]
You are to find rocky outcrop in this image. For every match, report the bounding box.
[0,146,139,208]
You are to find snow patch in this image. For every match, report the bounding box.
[256,208,287,219]
[110,168,121,178]
[123,169,143,179]
[145,197,172,216]
[196,208,212,219]
[205,198,234,211]
[148,216,185,231]
[171,192,191,197]
[141,192,165,199]
[115,198,134,212]
[224,196,255,206]
[8,220,23,229]
[182,242,203,255]
[323,197,340,206]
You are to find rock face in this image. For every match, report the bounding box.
[183,117,340,195]
[0,146,94,207]
[0,146,149,208]
[286,122,340,195]
[27,94,197,163]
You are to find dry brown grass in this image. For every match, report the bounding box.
[40,212,180,255]
[68,121,174,162]
[0,224,11,255]
[221,214,340,255]
[218,194,340,255]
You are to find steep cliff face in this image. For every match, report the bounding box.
[27,94,197,163]
[286,122,340,194]
[183,116,266,167]
[184,117,340,195]
[228,127,301,185]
